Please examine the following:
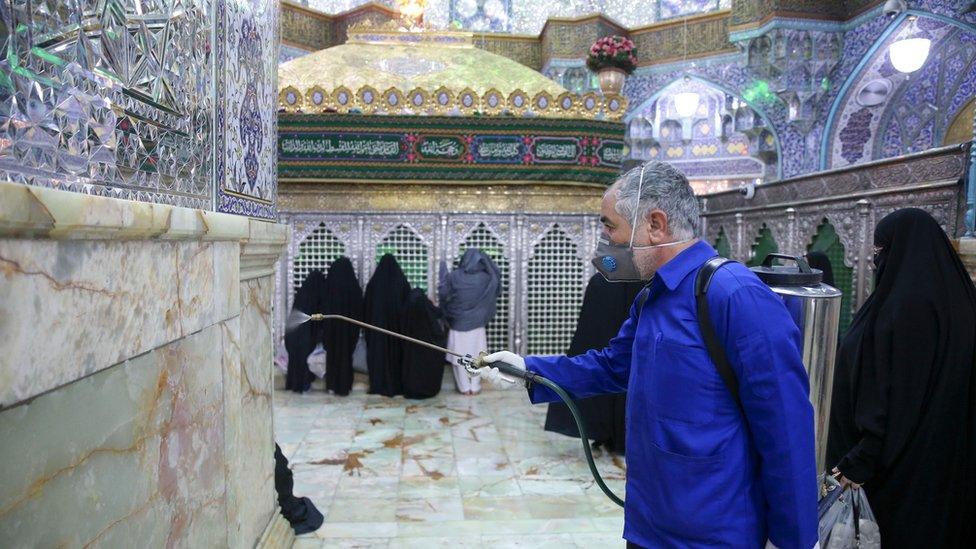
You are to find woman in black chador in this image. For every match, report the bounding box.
[401,288,448,399]
[544,273,645,454]
[363,254,411,397]
[284,270,326,393]
[322,257,363,396]
[274,444,323,535]
[805,250,835,286]
[827,208,976,547]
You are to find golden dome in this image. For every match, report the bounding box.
[278,29,627,120]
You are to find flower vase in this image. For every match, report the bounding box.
[598,68,627,94]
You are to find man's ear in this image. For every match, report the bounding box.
[646,209,669,242]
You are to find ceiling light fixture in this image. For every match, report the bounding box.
[888,17,931,74]
[674,91,700,118]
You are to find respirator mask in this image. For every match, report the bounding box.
[592,164,691,282]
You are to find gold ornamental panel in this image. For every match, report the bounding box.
[279,181,606,215]
[278,85,627,122]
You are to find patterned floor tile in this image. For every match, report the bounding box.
[276,371,625,546]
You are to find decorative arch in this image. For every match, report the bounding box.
[457,223,512,351]
[292,223,346,298]
[747,223,778,267]
[625,75,782,185]
[714,226,732,258]
[943,96,976,146]
[821,11,976,169]
[526,224,585,355]
[807,219,855,332]
[376,224,429,290]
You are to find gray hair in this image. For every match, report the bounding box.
[611,161,700,240]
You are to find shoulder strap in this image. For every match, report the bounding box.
[695,257,743,411]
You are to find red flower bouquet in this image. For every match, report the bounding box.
[586,35,638,75]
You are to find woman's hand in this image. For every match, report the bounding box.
[832,467,862,489]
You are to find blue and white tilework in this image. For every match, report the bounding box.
[827,16,976,168]
[624,1,976,178]
[217,0,280,220]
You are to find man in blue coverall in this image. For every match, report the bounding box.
[483,161,818,548]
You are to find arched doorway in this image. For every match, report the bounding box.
[626,77,779,195]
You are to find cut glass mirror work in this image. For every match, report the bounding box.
[0,0,216,209]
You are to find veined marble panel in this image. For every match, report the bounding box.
[0,239,239,407]
[0,320,236,547]
[226,276,278,546]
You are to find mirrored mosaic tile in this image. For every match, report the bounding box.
[0,0,215,208]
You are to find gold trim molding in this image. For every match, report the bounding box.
[279,85,627,121]
[279,181,605,214]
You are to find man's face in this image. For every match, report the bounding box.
[600,190,665,280]
[600,191,635,245]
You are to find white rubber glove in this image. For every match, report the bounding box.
[479,351,526,388]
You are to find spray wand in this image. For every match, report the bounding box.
[287,310,625,507]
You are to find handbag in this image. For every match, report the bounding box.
[819,476,881,548]
[307,343,327,378]
[352,334,368,374]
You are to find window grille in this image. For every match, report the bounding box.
[526,225,584,355]
[809,220,854,332]
[293,223,346,296]
[456,224,511,351]
[376,224,429,290]
[747,224,778,267]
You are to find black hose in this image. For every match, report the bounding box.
[532,375,625,508]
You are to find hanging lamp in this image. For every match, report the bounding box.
[889,16,931,74]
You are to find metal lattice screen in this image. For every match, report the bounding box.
[456,224,511,352]
[293,223,346,293]
[376,224,429,290]
[526,225,585,355]
[809,220,854,333]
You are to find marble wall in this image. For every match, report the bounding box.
[0,182,289,547]
[0,321,233,547]
[227,275,279,546]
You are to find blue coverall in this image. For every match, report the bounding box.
[526,241,818,548]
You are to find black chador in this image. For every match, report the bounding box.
[401,288,448,399]
[545,274,645,454]
[363,254,411,397]
[274,444,323,535]
[322,257,363,396]
[284,270,326,393]
[827,208,976,547]
[805,250,835,286]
